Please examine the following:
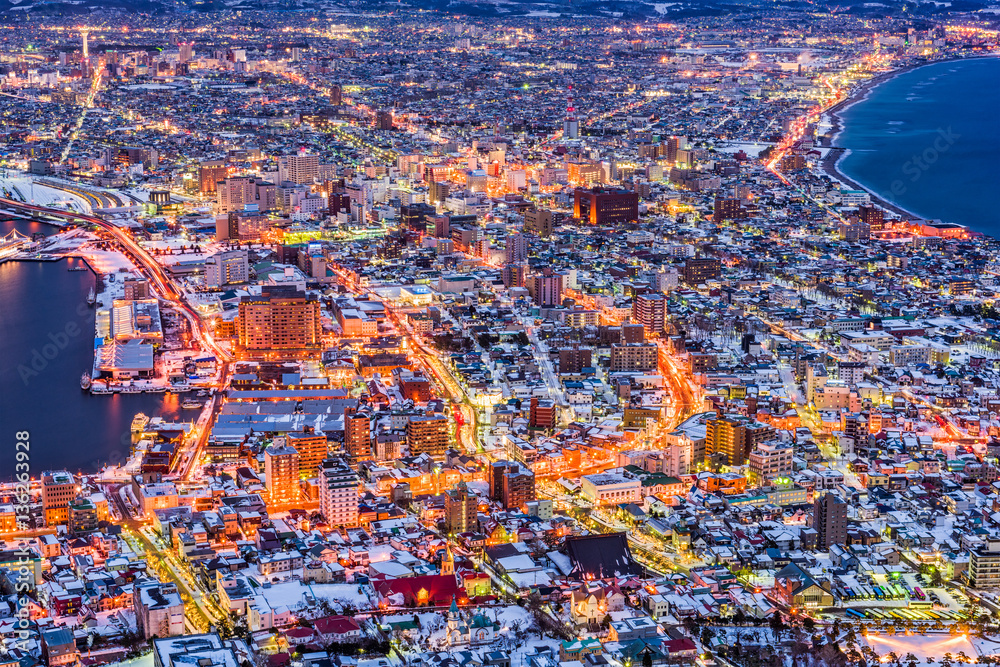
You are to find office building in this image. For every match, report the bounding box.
[198,161,227,194]
[680,257,722,285]
[405,414,450,459]
[216,176,276,215]
[318,458,359,530]
[42,471,76,526]
[706,415,748,468]
[529,396,557,429]
[236,286,322,360]
[204,249,249,287]
[443,481,478,535]
[747,441,795,481]
[573,187,639,225]
[264,444,300,508]
[813,493,848,549]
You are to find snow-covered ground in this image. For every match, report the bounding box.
[259,580,376,612]
[0,173,91,213]
[863,633,979,661]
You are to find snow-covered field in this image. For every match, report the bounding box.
[0,173,92,213]
[863,633,980,661]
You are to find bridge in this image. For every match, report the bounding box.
[0,228,31,261]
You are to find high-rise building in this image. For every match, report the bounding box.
[279,152,319,185]
[530,267,564,307]
[558,346,593,374]
[429,180,450,205]
[505,233,529,264]
[813,493,848,549]
[706,415,746,468]
[217,176,276,215]
[264,444,300,508]
[122,278,150,300]
[858,204,885,231]
[501,263,527,288]
[204,249,249,287]
[405,414,450,459]
[178,42,194,63]
[344,411,372,461]
[443,481,478,535]
[330,84,342,106]
[42,471,76,526]
[285,431,328,479]
[199,161,227,195]
[318,458,359,530]
[529,396,557,429]
[524,207,554,237]
[236,286,322,360]
[573,187,639,225]
[632,293,668,335]
[489,461,536,510]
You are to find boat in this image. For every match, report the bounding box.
[131,412,150,433]
[81,372,92,390]
[68,265,88,271]
[87,287,96,306]
[147,386,167,393]
[181,400,203,410]
[196,390,208,397]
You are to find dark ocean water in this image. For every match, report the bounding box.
[0,219,179,478]
[836,57,1000,236]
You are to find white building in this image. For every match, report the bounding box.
[319,458,359,529]
[204,249,249,288]
[580,473,641,505]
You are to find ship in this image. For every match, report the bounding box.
[131,412,149,433]
[181,400,203,410]
[80,372,92,390]
[87,287,96,306]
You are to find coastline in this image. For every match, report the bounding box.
[819,55,999,224]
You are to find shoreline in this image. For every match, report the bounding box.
[819,54,999,225]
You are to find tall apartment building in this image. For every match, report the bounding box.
[204,249,249,287]
[609,343,659,373]
[505,233,529,264]
[279,152,319,185]
[264,444,300,508]
[285,431,328,479]
[42,471,76,526]
[632,293,668,335]
[530,267,564,307]
[489,461,536,510]
[198,161,227,194]
[443,481,478,535]
[134,582,185,639]
[747,441,795,481]
[813,493,848,549]
[524,207,553,237]
[344,411,372,461]
[405,414,450,459]
[236,286,322,360]
[216,176,276,214]
[706,415,748,468]
[558,346,593,374]
[318,458,359,530]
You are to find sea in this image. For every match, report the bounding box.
[0,218,180,479]
[835,57,1000,236]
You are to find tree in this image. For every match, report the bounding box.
[642,652,653,667]
[770,612,786,639]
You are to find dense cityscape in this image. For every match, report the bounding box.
[1,7,1000,667]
